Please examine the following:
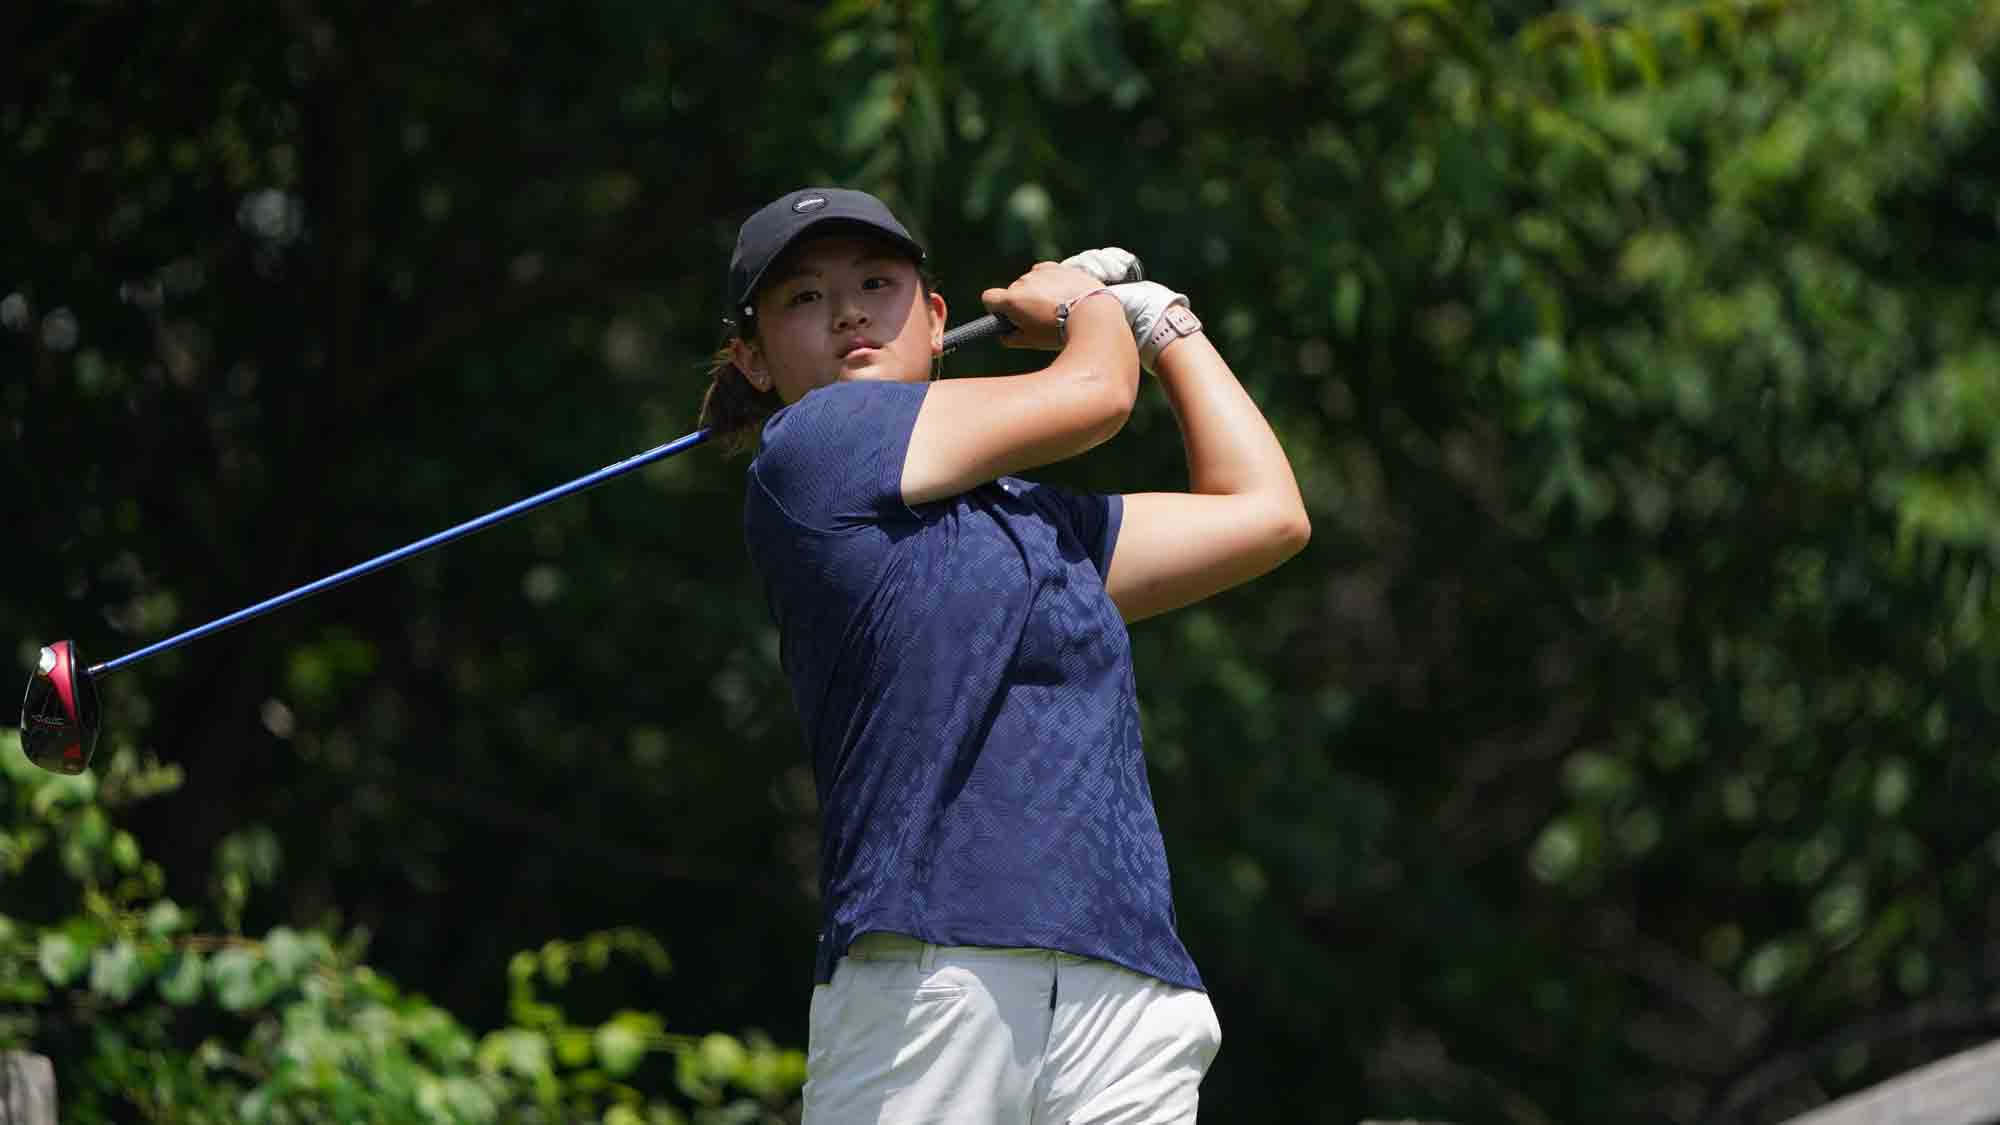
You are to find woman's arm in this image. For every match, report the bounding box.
[1104,331,1310,622]
[901,264,1140,505]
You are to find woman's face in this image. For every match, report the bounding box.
[732,233,947,405]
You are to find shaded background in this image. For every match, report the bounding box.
[7,0,2000,1121]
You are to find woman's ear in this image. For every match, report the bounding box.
[730,336,771,392]
[927,289,949,353]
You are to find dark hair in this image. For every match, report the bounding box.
[697,265,940,456]
[697,324,784,457]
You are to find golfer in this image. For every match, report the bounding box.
[700,187,1309,1123]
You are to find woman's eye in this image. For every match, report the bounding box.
[787,289,820,307]
[862,276,893,291]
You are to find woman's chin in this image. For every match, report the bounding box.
[837,365,924,385]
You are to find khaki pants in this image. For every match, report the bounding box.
[803,932,1222,1124]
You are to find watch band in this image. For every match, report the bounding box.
[1142,303,1203,370]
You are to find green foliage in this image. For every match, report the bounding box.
[9,0,2000,1120]
[0,734,803,1122]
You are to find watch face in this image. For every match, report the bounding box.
[1164,305,1201,333]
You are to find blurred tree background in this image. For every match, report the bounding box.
[6,0,2000,1120]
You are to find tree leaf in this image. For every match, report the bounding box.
[89,941,146,1002]
[37,933,86,986]
[158,952,204,1005]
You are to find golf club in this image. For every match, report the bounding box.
[945,247,1145,353]
[16,305,1096,774]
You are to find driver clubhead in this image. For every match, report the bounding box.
[21,641,98,774]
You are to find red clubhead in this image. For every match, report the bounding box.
[20,641,99,774]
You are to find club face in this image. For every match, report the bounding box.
[20,641,98,774]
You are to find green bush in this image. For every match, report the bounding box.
[0,733,804,1123]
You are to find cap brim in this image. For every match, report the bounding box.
[736,218,926,313]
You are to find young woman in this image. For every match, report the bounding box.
[699,187,1309,1124]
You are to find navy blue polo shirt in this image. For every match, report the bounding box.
[743,379,1202,992]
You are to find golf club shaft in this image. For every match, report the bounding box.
[87,315,1011,677]
[89,428,712,676]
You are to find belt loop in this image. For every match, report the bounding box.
[920,941,938,971]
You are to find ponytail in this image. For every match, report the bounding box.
[697,340,782,456]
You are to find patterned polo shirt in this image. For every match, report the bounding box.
[744,378,1201,991]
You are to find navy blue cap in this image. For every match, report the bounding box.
[726,188,926,322]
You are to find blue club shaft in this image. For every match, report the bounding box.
[89,428,713,676]
[86,314,1011,678]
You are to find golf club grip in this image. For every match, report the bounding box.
[940,313,1014,353]
[940,252,1145,353]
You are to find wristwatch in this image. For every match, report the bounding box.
[1141,303,1203,371]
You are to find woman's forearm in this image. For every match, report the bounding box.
[1098,331,1309,620]
[1152,334,1306,512]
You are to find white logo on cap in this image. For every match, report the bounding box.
[793,196,828,213]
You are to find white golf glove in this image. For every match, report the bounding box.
[1107,281,1198,374]
[1060,246,1145,286]
[1057,248,1201,372]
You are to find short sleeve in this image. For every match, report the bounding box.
[749,380,930,531]
[1016,480,1124,578]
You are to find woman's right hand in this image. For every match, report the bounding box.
[899,260,1137,505]
[979,262,1112,350]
